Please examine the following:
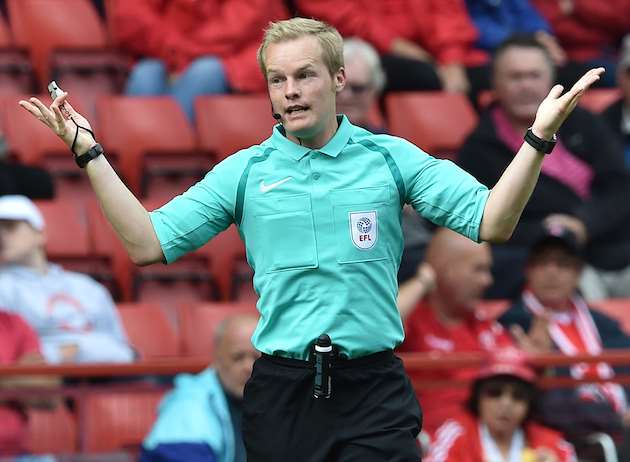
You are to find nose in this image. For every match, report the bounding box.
[284,77,300,100]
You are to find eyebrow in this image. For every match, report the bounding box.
[267,64,316,75]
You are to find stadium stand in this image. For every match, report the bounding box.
[386,91,478,161]
[117,303,179,360]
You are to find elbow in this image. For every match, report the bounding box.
[479,222,515,244]
[129,248,163,266]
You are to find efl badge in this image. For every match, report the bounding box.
[349,211,377,249]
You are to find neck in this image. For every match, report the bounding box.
[503,110,533,137]
[22,250,48,274]
[430,294,465,327]
[488,426,515,454]
[287,113,339,149]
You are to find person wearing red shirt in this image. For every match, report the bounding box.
[533,0,630,88]
[0,309,57,456]
[110,0,290,120]
[398,228,517,433]
[426,348,576,462]
[295,0,490,96]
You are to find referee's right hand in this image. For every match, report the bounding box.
[18,92,96,156]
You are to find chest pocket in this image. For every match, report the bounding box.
[330,185,393,264]
[252,193,318,273]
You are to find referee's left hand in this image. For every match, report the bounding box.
[530,67,604,141]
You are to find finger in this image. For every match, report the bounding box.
[59,93,78,116]
[28,97,55,122]
[546,84,564,100]
[563,67,605,102]
[51,104,66,128]
[18,100,52,126]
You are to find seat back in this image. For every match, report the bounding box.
[178,301,258,358]
[27,405,77,454]
[578,88,622,113]
[117,303,179,359]
[97,96,205,194]
[195,94,276,162]
[592,299,630,336]
[81,391,165,453]
[7,0,108,86]
[386,92,478,160]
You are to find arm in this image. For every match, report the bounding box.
[18,94,165,266]
[479,68,604,242]
[397,263,435,320]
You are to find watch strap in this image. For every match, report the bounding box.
[524,128,557,154]
[75,143,104,168]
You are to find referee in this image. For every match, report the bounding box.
[20,17,603,462]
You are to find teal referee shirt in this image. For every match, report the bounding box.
[150,115,489,359]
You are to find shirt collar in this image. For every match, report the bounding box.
[270,115,355,161]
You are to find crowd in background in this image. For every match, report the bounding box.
[0,0,630,460]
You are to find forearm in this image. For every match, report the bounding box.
[479,143,545,243]
[397,278,429,320]
[85,155,164,265]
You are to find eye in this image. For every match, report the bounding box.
[269,76,283,85]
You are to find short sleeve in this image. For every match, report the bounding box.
[150,155,245,263]
[387,137,490,242]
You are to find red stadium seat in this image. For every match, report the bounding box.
[203,224,252,301]
[81,391,165,453]
[592,298,630,336]
[97,96,211,196]
[578,88,621,113]
[34,199,90,261]
[7,0,114,87]
[178,301,258,358]
[195,94,276,162]
[27,405,78,454]
[0,14,35,96]
[85,200,134,301]
[386,91,478,161]
[117,303,180,359]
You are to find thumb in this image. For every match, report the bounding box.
[547,84,564,100]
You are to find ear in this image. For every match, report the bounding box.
[334,67,346,93]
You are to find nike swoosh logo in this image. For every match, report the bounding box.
[260,177,293,193]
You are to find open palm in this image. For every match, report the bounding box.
[533,67,605,139]
[18,92,95,155]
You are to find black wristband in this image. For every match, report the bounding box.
[75,143,104,168]
[524,128,557,154]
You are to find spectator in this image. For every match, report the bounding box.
[458,34,630,300]
[464,0,566,63]
[602,35,630,168]
[498,225,630,457]
[398,228,517,433]
[0,133,54,199]
[0,308,59,457]
[296,0,490,96]
[533,0,630,88]
[0,195,134,364]
[337,38,387,133]
[140,313,259,462]
[110,0,290,120]
[427,348,576,462]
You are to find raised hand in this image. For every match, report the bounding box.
[531,67,605,140]
[18,92,96,156]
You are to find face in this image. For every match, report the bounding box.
[478,379,530,437]
[0,220,44,265]
[525,247,581,308]
[336,55,377,127]
[439,244,493,314]
[265,35,345,147]
[215,317,260,399]
[494,47,554,124]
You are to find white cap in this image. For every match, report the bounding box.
[0,195,45,231]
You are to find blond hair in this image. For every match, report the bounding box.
[257,17,344,77]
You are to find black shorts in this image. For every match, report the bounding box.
[243,350,422,462]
